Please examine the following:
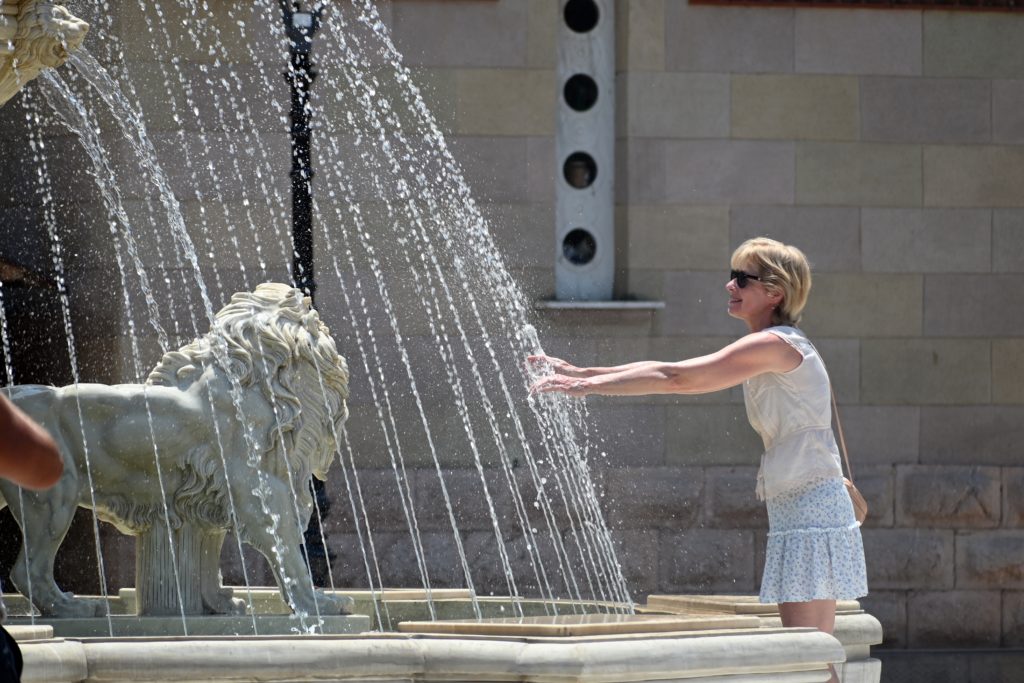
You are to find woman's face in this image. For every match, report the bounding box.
[726,262,780,324]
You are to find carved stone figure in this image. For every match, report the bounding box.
[0,283,351,618]
[0,0,89,108]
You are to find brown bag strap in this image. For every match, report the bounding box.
[830,386,854,484]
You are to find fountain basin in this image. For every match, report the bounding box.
[18,627,846,683]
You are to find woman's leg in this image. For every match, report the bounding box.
[779,600,839,682]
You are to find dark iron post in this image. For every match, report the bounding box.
[279,0,333,585]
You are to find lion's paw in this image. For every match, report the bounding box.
[42,595,109,618]
[314,591,354,616]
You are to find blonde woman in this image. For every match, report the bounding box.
[530,238,867,679]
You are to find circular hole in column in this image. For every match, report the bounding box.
[562,228,597,266]
[563,152,597,189]
[563,74,598,111]
[564,0,599,33]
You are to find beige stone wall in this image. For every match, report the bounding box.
[370,0,1024,651]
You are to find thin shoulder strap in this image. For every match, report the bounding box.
[830,386,854,484]
[798,331,855,484]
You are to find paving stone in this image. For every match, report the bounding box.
[732,75,858,141]
[454,69,555,136]
[800,274,922,338]
[861,77,990,144]
[858,591,907,648]
[921,406,1024,466]
[861,529,954,589]
[664,4,794,73]
[796,142,922,207]
[993,210,1024,273]
[623,73,729,138]
[924,146,1024,208]
[795,9,922,76]
[957,531,1024,589]
[907,590,1001,648]
[924,13,1024,78]
[658,529,756,593]
[625,205,729,271]
[925,275,1024,337]
[662,140,795,205]
[390,0,527,67]
[602,466,702,530]
[993,340,1024,405]
[861,339,990,405]
[861,208,991,273]
[895,466,1000,529]
[703,467,767,529]
[729,206,861,273]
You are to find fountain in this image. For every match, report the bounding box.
[0,1,881,681]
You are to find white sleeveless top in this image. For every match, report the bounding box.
[743,326,843,500]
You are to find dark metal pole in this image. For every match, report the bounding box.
[280,0,332,586]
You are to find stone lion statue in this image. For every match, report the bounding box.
[1,283,351,618]
[0,1,89,108]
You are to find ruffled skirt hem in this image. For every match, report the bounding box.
[759,524,868,604]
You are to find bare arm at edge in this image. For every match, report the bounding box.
[0,393,63,490]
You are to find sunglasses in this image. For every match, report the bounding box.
[730,270,763,289]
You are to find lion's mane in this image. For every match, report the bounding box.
[0,2,89,108]
[131,283,349,532]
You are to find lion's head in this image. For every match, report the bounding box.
[148,283,350,491]
[0,2,89,108]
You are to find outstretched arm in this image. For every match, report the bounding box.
[527,354,671,379]
[530,332,801,398]
[0,393,63,490]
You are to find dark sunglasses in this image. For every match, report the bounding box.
[730,270,763,288]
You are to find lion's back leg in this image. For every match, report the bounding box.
[3,476,106,618]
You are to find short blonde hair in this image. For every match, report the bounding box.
[730,238,812,327]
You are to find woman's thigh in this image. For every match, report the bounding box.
[778,599,837,634]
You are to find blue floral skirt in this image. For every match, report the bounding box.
[760,477,868,604]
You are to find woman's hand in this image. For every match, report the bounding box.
[526,354,589,378]
[529,374,591,397]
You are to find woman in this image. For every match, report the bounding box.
[530,237,867,680]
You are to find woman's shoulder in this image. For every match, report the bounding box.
[761,326,815,360]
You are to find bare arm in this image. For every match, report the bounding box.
[0,393,63,490]
[526,354,661,379]
[530,332,802,397]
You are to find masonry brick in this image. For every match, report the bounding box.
[861,78,990,144]
[660,271,751,337]
[896,466,1000,529]
[861,339,990,405]
[994,340,1024,405]
[856,466,894,528]
[602,466,702,530]
[801,274,922,338]
[957,531,1024,589]
[704,467,767,529]
[609,530,659,596]
[731,75,858,141]
[624,73,730,139]
[659,529,756,593]
[1004,592,1024,647]
[924,13,1024,78]
[907,590,1001,648]
[729,206,861,273]
[861,529,954,589]
[795,9,922,76]
[663,140,795,205]
[625,205,729,271]
[859,591,907,648]
[1003,469,1024,528]
[861,208,991,273]
[454,69,555,136]
[993,210,1024,273]
[994,80,1024,144]
[796,142,922,207]
[837,406,920,466]
[924,146,1024,208]
[391,1,527,68]
[664,4,794,74]
[664,404,763,467]
[526,0,557,69]
[617,0,665,72]
[588,404,667,467]
[920,407,1024,466]
[925,275,1024,337]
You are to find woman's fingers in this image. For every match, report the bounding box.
[529,374,587,396]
